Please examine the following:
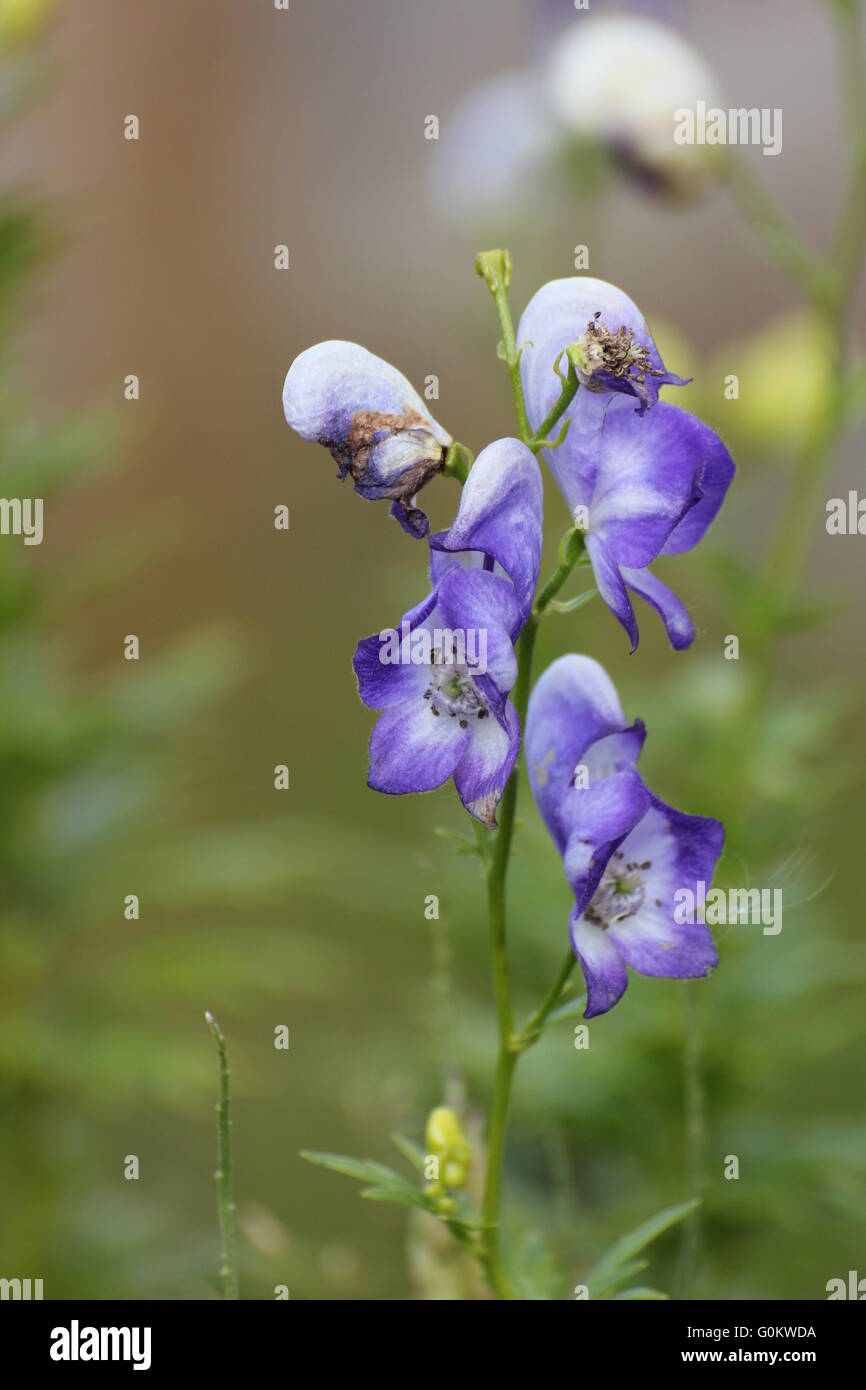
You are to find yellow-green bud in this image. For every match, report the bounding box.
[425,1106,471,1190]
[442,1158,469,1188]
[426,1106,463,1152]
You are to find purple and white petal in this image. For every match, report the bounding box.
[643,793,726,904]
[353,587,440,709]
[588,403,705,568]
[569,906,629,1019]
[561,764,652,913]
[430,438,543,624]
[525,653,645,850]
[589,795,724,979]
[367,699,470,796]
[282,340,451,531]
[620,566,694,651]
[607,909,718,982]
[518,277,685,429]
[659,416,736,555]
[436,566,521,694]
[584,533,640,653]
[453,700,520,828]
[391,499,432,539]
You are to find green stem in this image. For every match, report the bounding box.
[475,250,590,1299]
[832,0,866,310]
[674,985,705,1299]
[534,531,586,617]
[443,440,471,484]
[205,1010,239,1300]
[476,249,532,446]
[724,155,838,311]
[517,950,578,1048]
[765,370,844,597]
[530,362,580,452]
[480,619,536,1299]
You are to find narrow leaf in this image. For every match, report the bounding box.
[391,1133,427,1173]
[300,1150,406,1189]
[544,993,588,1025]
[590,1258,649,1300]
[587,1199,699,1295]
[547,590,597,615]
[612,1287,670,1301]
[360,1183,434,1212]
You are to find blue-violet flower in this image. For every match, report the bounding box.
[526,654,724,1016]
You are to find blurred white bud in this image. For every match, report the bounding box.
[547,16,724,197]
[431,69,557,223]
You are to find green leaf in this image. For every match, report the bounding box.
[586,1199,699,1298]
[547,590,597,615]
[589,1259,649,1299]
[300,1150,407,1189]
[544,992,588,1025]
[390,1132,427,1173]
[433,826,487,859]
[612,1287,670,1300]
[360,1183,434,1212]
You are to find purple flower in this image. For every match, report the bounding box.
[526,655,723,1017]
[521,277,687,418]
[428,436,543,627]
[353,566,521,828]
[518,278,735,651]
[282,340,452,537]
[353,438,542,828]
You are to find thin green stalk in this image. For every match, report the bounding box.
[534,531,586,617]
[724,155,837,311]
[516,950,578,1048]
[674,985,705,1299]
[530,361,579,451]
[476,249,532,446]
[205,1010,239,1300]
[443,440,471,483]
[479,532,586,1295]
[474,251,591,1297]
[480,619,535,1299]
[832,0,866,304]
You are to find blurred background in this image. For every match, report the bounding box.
[0,0,864,1299]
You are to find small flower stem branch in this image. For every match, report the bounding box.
[766,380,844,597]
[514,949,578,1050]
[723,155,838,312]
[475,249,533,447]
[533,529,587,618]
[529,358,580,453]
[204,1010,239,1300]
[443,440,471,484]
